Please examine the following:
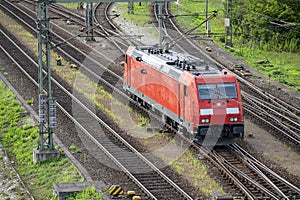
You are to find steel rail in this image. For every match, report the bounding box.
[1,1,123,81]
[152,4,300,197]
[243,94,299,131]
[1,0,169,137]
[156,2,300,147]
[243,94,300,137]
[21,0,132,50]
[244,101,299,136]
[242,91,300,126]
[199,146,256,200]
[92,2,125,54]
[0,28,193,200]
[211,149,281,199]
[0,28,156,199]
[153,2,185,52]
[243,103,300,145]
[229,145,290,199]
[6,1,298,198]
[232,144,300,197]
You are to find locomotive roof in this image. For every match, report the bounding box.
[131,46,221,79]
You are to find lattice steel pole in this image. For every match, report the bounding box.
[225,0,232,46]
[157,2,163,49]
[128,1,134,14]
[34,0,59,163]
[85,2,95,41]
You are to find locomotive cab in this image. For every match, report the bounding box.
[195,75,244,145]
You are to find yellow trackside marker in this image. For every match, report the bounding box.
[132,195,142,200]
[108,185,124,196]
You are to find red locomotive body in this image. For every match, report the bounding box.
[124,46,244,145]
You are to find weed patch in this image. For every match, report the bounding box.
[66,186,102,200]
[0,81,82,199]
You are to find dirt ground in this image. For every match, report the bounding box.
[243,118,300,178]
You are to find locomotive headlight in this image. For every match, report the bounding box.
[201,118,210,123]
[230,117,239,122]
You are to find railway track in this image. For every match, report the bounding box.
[149,2,300,198]
[242,92,300,146]
[209,144,300,199]
[0,18,195,199]
[149,2,300,149]
[2,1,300,198]
[1,0,125,88]
[9,0,300,148]
[20,0,132,51]
[3,0,177,136]
[3,1,169,134]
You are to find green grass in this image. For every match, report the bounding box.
[66,186,102,200]
[170,0,225,36]
[115,2,153,26]
[59,3,79,9]
[169,151,225,195]
[0,9,138,126]
[26,97,34,106]
[69,144,82,153]
[0,81,83,199]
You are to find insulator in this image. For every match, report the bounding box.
[187,65,190,71]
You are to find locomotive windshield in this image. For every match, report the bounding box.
[198,83,237,100]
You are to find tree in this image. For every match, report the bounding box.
[228,0,300,52]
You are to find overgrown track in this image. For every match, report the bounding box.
[0,19,195,200]
[1,0,160,127]
[5,0,179,141]
[242,92,300,147]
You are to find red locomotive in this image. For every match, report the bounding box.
[123,46,244,145]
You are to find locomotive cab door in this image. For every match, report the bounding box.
[125,55,131,86]
[177,83,184,120]
[182,85,188,121]
[178,83,187,133]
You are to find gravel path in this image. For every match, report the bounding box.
[0,132,33,200]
